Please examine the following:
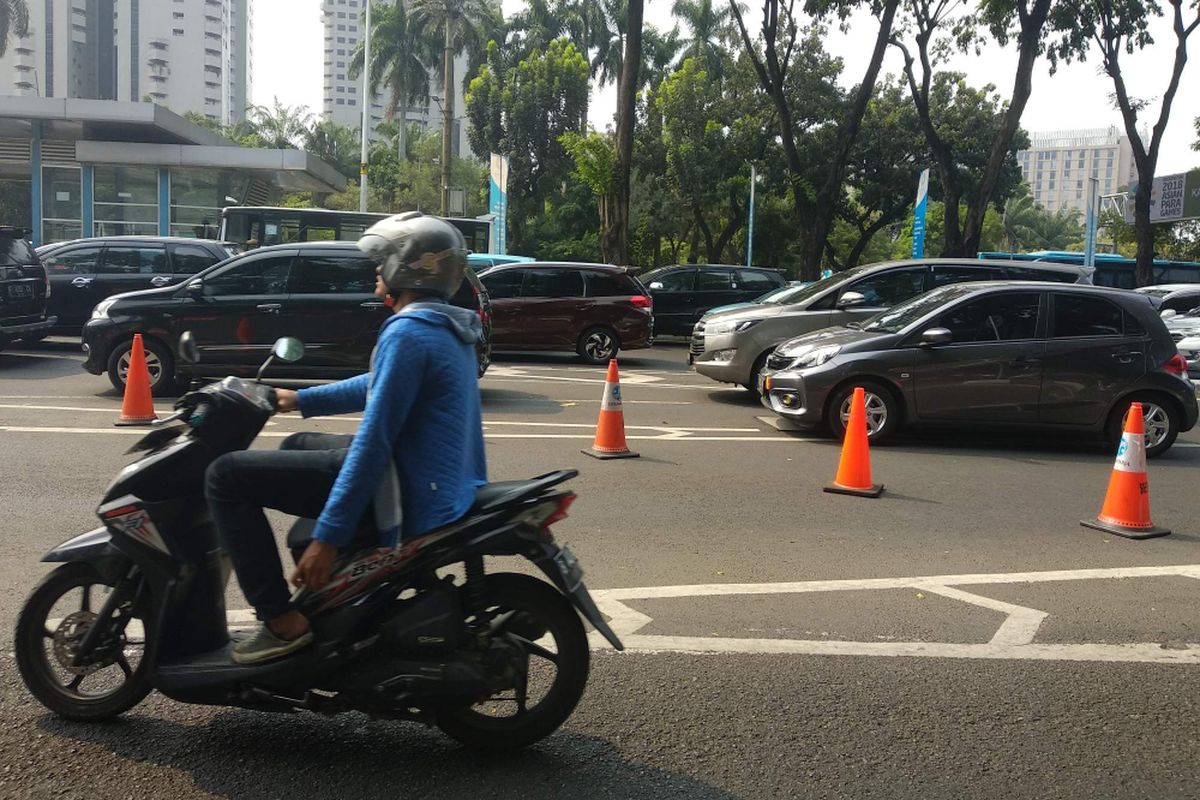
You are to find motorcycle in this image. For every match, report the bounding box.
[14,333,622,752]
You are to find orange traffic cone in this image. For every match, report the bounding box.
[115,334,159,426]
[1081,402,1169,539]
[823,386,883,497]
[582,359,639,460]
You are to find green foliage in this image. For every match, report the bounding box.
[247,99,314,149]
[349,1,432,147]
[304,120,361,179]
[0,0,29,58]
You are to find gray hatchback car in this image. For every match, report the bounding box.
[760,282,1198,457]
[692,258,1092,391]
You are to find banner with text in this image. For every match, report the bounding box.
[1124,170,1200,224]
[489,153,510,255]
[911,168,930,259]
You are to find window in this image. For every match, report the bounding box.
[43,247,102,275]
[584,270,633,297]
[523,269,583,298]
[336,99,345,105]
[937,292,1041,343]
[651,270,695,292]
[481,269,525,299]
[695,269,733,290]
[100,246,168,275]
[292,254,375,294]
[927,265,1003,289]
[1161,294,1200,314]
[171,245,221,275]
[203,255,293,296]
[173,11,183,17]
[738,270,779,291]
[1003,266,1079,284]
[1051,294,1125,337]
[845,267,925,306]
[173,28,184,35]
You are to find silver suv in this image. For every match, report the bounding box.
[690,258,1093,391]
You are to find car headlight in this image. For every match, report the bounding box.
[92,298,116,320]
[707,318,762,336]
[776,343,842,369]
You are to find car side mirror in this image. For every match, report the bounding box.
[1161,309,1177,318]
[837,291,867,309]
[178,331,200,364]
[186,280,204,297]
[648,281,664,291]
[920,327,953,347]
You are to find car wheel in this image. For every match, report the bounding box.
[106,337,178,397]
[826,380,900,443]
[1106,394,1180,459]
[577,326,619,365]
[742,352,770,394]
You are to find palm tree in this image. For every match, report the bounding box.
[410,0,497,216]
[640,24,683,90]
[1001,192,1040,252]
[350,2,431,161]
[247,99,313,149]
[1,0,29,58]
[508,0,564,61]
[559,0,613,131]
[671,0,732,81]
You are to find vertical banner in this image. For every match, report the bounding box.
[1083,177,1100,269]
[746,164,756,267]
[911,168,930,259]
[488,153,509,255]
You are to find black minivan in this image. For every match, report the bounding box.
[641,264,787,336]
[0,227,55,350]
[81,242,491,395]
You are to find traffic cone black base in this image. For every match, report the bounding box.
[1080,519,1170,540]
[823,482,884,498]
[582,448,640,460]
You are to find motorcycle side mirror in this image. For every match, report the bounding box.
[178,331,200,364]
[273,337,305,363]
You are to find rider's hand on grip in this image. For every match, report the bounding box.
[274,388,299,414]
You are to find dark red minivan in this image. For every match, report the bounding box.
[476,262,653,363]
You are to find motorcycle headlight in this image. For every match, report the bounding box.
[707,318,762,336]
[777,343,842,369]
[92,298,116,320]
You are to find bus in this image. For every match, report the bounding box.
[978,250,1200,289]
[218,206,492,255]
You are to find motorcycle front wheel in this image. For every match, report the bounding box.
[436,573,590,752]
[15,563,152,720]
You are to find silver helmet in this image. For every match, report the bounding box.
[356,211,467,300]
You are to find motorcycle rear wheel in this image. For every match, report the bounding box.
[436,573,590,751]
[15,563,152,720]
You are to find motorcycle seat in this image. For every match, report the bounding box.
[471,470,578,512]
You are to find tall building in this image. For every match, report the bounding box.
[0,0,253,125]
[1015,127,1138,217]
[320,0,470,159]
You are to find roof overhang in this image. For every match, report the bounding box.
[0,96,232,146]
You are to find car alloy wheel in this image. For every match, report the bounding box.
[581,329,617,363]
[117,349,163,387]
[839,389,888,436]
[1140,402,1171,451]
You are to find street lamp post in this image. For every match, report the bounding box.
[358,0,372,213]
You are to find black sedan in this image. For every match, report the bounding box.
[82,242,491,395]
[760,282,1198,457]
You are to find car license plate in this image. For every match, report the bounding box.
[553,544,584,590]
[7,283,32,299]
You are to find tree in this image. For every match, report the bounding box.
[604,0,644,264]
[247,99,313,149]
[0,0,28,57]
[730,0,902,280]
[1053,0,1200,285]
[560,0,615,130]
[466,38,590,250]
[304,120,360,179]
[673,0,734,79]
[411,0,498,216]
[349,2,432,161]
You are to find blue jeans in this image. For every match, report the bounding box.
[204,432,353,621]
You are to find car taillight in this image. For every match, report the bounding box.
[1165,353,1188,376]
[630,295,652,309]
[541,493,576,538]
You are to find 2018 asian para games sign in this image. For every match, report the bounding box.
[1125,170,1200,224]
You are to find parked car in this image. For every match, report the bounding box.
[1152,287,1200,317]
[475,262,653,364]
[0,227,55,350]
[82,242,491,395]
[37,236,237,332]
[760,282,1197,457]
[1176,333,1200,379]
[693,258,1094,392]
[640,264,787,336]
[1134,283,1200,299]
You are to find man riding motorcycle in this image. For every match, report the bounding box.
[204,212,488,664]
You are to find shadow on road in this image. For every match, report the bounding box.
[39,711,735,799]
[481,387,567,415]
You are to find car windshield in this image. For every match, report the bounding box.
[766,266,873,307]
[756,283,812,304]
[861,284,982,334]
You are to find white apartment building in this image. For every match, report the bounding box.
[1016,127,1138,217]
[0,0,253,126]
[321,0,470,158]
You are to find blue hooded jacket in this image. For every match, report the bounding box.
[297,301,487,546]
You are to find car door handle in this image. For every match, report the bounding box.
[360,301,385,309]
[1011,356,1041,366]
[150,275,172,287]
[70,277,93,288]
[256,303,282,314]
[1112,352,1141,363]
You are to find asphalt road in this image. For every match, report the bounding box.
[1,337,1199,799]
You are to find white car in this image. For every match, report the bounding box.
[1177,333,1200,380]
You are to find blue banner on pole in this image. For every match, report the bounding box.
[1083,178,1100,269]
[488,153,509,255]
[912,169,930,259]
